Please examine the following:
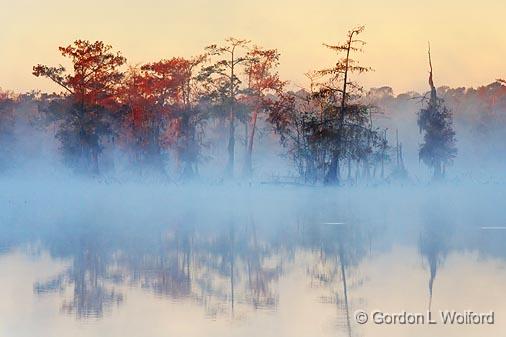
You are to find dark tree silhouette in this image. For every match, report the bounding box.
[268,27,384,185]
[417,46,457,180]
[319,26,372,185]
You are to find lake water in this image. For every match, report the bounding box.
[1,182,505,337]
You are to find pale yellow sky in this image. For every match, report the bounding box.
[1,0,505,94]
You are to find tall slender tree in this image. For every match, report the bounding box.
[200,38,250,178]
[171,55,207,179]
[318,26,372,185]
[417,45,457,180]
[243,47,285,177]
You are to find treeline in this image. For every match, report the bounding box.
[367,81,506,177]
[25,30,387,185]
[4,27,505,184]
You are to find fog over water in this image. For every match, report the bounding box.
[1,4,506,335]
[1,178,505,337]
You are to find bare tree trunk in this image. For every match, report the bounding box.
[325,153,340,185]
[381,129,386,179]
[244,121,248,153]
[355,160,359,183]
[347,157,352,181]
[226,48,237,179]
[226,114,235,178]
[91,148,99,176]
[434,161,443,180]
[306,157,316,184]
[244,109,258,177]
[325,33,354,185]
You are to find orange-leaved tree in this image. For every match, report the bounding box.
[119,56,206,176]
[33,40,126,174]
[242,47,285,177]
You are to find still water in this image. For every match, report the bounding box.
[1,183,505,337]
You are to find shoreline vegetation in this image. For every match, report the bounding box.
[0,27,504,185]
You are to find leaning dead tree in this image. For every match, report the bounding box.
[417,44,456,180]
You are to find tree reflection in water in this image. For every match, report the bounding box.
[418,205,452,312]
[303,217,370,337]
[32,216,284,319]
[8,191,501,337]
[0,187,502,337]
[34,229,124,318]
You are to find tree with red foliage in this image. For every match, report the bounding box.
[119,56,206,176]
[119,66,155,170]
[169,56,207,179]
[33,40,126,174]
[242,47,285,177]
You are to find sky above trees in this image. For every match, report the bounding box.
[1,0,505,93]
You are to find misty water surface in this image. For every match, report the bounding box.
[1,180,505,337]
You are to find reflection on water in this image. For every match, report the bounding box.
[33,234,124,318]
[23,219,287,321]
[303,221,369,337]
[418,204,451,312]
[1,186,506,337]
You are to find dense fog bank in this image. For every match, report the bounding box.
[2,178,504,230]
[2,81,506,185]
